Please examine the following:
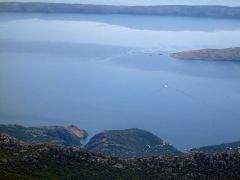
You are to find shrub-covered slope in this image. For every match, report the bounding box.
[0,124,88,147]
[86,128,181,159]
[1,133,240,180]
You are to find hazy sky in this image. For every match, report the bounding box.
[0,0,240,6]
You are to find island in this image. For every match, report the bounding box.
[171,47,240,61]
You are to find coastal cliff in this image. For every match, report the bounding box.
[0,124,88,147]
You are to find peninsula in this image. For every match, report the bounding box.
[172,47,240,61]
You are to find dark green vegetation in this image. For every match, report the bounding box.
[0,133,137,180]
[1,133,240,180]
[0,124,88,147]
[172,47,240,61]
[86,128,181,159]
[190,141,240,153]
[0,125,180,159]
[1,2,240,19]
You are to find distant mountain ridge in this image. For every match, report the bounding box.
[0,124,88,146]
[85,128,181,159]
[1,2,240,18]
